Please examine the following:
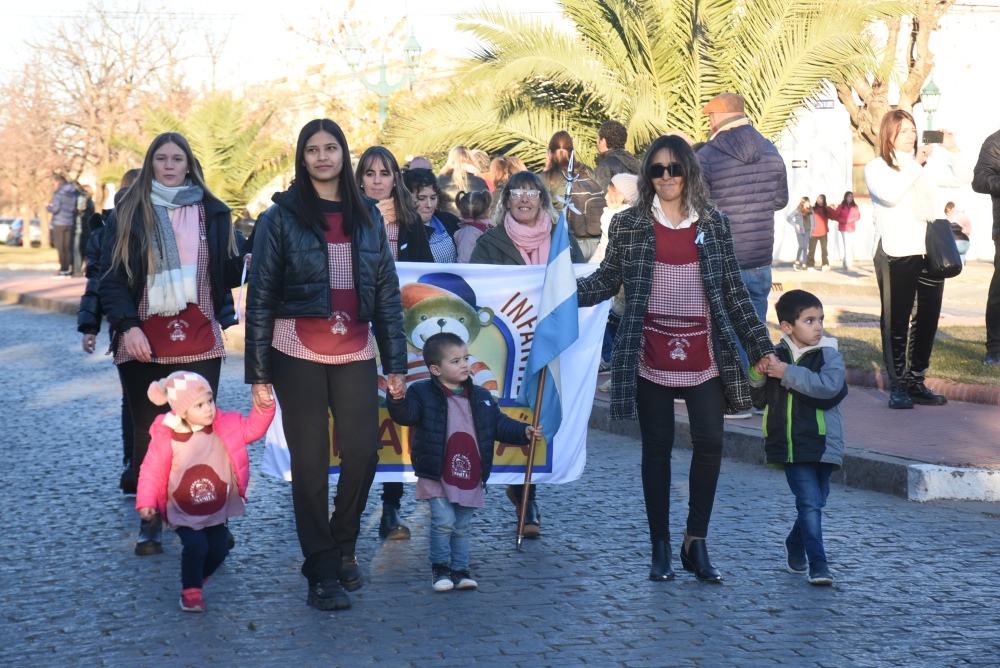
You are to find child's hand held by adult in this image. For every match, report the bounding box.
[387,373,407,399]
[252,383,274,413]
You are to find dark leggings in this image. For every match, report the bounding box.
[118,358,222,475]
[115,365,135,465]
[381,482,404,508]
[175,524,230,590]
[271,350,380,584]
[874,242,944,385]
[636,376,725,542]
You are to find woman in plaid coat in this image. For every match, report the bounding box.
[578,134,776,583]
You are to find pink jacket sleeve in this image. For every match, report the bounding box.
[135,414,173,516]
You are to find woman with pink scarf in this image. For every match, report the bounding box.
[469,170,584,537]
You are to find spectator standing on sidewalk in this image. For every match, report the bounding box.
[697,92,789,418]
[47,175,80,277]
[595,120,641,192]
[833,192,860,270]
[100,133,246,556]
[786,196,812,271]
[865,110,972,409]
[807,194,832,271]
[74,185,96,276]
[971,127,1000,366]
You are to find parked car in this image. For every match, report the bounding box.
[6,219,42,247]
[0,218,13,243]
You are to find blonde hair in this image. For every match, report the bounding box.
[111,133,233,283]
[440,146,477,193]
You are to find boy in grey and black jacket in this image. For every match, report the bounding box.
[749,290,847,586]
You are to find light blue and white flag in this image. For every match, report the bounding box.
[516,206,579,439]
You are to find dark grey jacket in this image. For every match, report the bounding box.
[387,377,530,483]
[595,149,641,191]
[972,128,1000,239]
[577,205,775,420]
[47,182,79,227]
[698,124,789,269]
[244,188,407,384]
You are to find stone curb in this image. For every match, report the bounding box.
[771,277,880,299]
[588,400,998,502]
[844,368,1000,407]
[0,263,61,271]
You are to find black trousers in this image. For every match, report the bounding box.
[52,225,74,272]
[381,482,404,507]
[987,239,1000,355]
[636,376,725,542]
[175,524,230,590]
[271,350,380,584]
[874,242,944,385]
[807,235,829,267]
[118,358,222,474]
[116,365,135,465]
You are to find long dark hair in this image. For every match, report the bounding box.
[111,132,228,282]
[637,134,711,216]
[840,191,855,207]
[356,146,419,229]
[292,119,371,233]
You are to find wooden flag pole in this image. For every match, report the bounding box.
[516,367,547,551]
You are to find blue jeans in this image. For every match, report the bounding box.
[428,497,475,571]
[737,266,772,370]
[783,463,833,568]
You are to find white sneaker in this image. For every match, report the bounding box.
[432,564,454,592]
[451,570,478,590]
[724,410,752,420]
[674,397,685,404]
[597,379,611,392]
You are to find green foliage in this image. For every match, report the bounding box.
[388,0,905,164]
[113,93,292,212]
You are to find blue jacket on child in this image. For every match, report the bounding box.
[749,335,847,468]
[387,378,531,484]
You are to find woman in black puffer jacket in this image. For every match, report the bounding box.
[245,119,408,612]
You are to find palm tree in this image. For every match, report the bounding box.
[388,0,902,168]
[113,93,292,212]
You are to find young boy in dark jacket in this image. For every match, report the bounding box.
[749,290,847,586]
[387,332,540,592]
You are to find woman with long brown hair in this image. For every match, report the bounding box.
[100,133,245,556]
[865,110,972,409]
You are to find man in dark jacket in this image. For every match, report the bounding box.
[46,175,80,277]
[697,93,788,322]
[698,92,788,418]
[972,127,1000,365]
[595,120,641,192]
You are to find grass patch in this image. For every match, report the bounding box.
[0,245,58,265]
[767,324,1000,386]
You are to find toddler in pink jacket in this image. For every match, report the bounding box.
[136,371,274,613]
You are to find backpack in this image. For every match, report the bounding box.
[566,177,606,238]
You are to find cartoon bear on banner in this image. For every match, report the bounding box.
[378,273,498,396]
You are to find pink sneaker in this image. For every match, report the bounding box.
[180,588,205,612]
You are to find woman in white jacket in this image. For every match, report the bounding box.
[864,110,972,409]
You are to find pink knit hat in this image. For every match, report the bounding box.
[148,371,213,417]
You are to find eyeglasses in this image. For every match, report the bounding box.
[650,163,684,179]
[509,188,540,200]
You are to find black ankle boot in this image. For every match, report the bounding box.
[906,381,947,406]
[119,461,136,495]
[680,539,722,582]
[649,540,676,581]
[888,385,914,409]
[135,515,163,556]
[378,504,411,540]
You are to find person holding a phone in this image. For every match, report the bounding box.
[864,110,972,410]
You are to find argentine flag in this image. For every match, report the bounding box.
[516,207,579,439]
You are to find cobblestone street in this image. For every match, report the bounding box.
[2,304,999,667]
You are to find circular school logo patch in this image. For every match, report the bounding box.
[442,433,481,490]
[172,464,227,516]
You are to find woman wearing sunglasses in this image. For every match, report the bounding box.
[577,134,775,582]
[469,170,584,537]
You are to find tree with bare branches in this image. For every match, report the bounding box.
[836,0,958,148]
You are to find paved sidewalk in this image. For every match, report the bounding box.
[2,267,998,502]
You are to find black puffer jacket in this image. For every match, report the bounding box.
[77,215,106,335]
[99,197,244,343]
[244,188,407,384]
[395,210,434,262]
[386,377,530,483]
[698,123,789,269]
[972,128,1000,239]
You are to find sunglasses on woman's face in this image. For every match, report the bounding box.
[650,163,684,179]
[510,188,540,200]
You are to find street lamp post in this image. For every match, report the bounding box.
[342,29,422,131]
[920,78,942,132]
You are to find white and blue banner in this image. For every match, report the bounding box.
[260,262,609,485]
